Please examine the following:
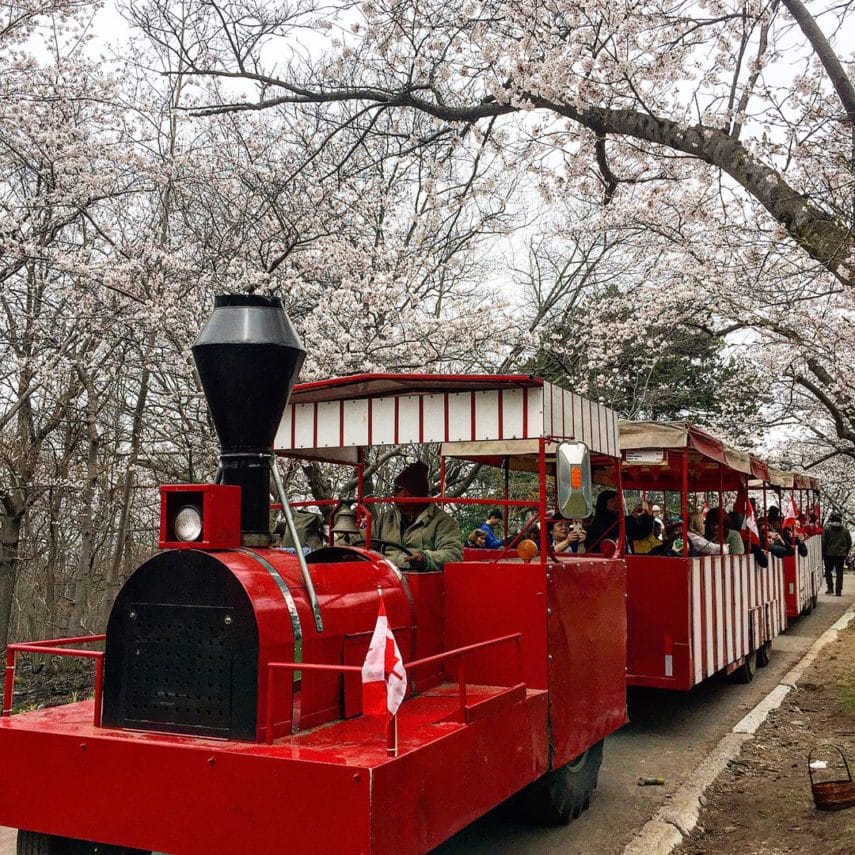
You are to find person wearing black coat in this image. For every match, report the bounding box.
[822,512,852,596]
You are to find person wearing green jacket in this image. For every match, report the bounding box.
[371,461,463,571]
[822,512,852,597]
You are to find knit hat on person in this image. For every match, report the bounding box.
[394,461,430,495]
[488,507,504,520]
[829,512,842,522]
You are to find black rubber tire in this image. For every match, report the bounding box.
[729,649,756,684]
[513,739,604,825]
[802,596,814,616]
[17,831,150,855]
[756,640,772,668]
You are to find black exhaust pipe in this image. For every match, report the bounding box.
[192,294,305,545]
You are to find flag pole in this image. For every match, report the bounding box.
[387,714,398,757]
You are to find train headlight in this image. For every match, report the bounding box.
[174,505,203,542]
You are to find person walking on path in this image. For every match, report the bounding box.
[821,511,851,596]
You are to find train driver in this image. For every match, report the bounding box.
[370,461,463,571]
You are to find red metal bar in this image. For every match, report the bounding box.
[269,662,362,675]
[265,634,523,743]
[93,657,104,727]
[9,645,103,658]
[266,669,276,746]
[362,496,538,509]
[718,462,725,553]
[3,649,15,716]
[4,636,105,724]
[538,437,549,565]
[681,448,689,557]
[12,634,105,648]
[405,634,522,671]
[616,457,626,555]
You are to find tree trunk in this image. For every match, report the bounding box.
[0,510,23,654]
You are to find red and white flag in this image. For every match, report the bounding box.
[782,494,798,530]
[740,497,760,547]
[362,595,407,719]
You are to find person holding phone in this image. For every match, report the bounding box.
[551,515,587,554]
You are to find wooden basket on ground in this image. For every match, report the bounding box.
[808,745,855,811]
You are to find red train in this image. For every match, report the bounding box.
[0,295,823,854]
[0,295,627,854]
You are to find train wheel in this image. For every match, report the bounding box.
[513,739,604,825]
[729,650,756,684]
[17,831,151,855]
[756,640,772,668]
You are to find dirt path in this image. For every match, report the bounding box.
[676,608,855,855]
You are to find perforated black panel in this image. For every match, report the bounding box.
[104,549,260,740]
[121,603,234,734]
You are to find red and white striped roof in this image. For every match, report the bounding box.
[275,373,619,462]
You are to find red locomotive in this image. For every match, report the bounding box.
[0,295,627,854]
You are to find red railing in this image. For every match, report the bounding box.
[3,635,105,726]
[265,633,523,747]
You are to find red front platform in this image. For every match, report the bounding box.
[0,685,547,855]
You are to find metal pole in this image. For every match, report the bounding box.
[681,449,689,557]
[270,455,324,633]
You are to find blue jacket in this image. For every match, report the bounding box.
[478,521,504,549]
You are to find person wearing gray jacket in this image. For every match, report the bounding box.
[821,512,852,597]
[369,461,463,571]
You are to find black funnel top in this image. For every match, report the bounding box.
[192,294,305,455]
[192,295,305,540]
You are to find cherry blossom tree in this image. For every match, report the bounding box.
[122,0,855,460]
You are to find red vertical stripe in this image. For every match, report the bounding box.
[522,388,529,437]
[560,386,566,437]
[470,391,477,440]
[394,397,399,444]
[418,396,424,443]
[367,398,373,445]
[711,560,718,671]
[290,405,296,448]
[313,402,318,448]
[339,401,345,446]
[498,390,504,439]
[443,394,449,442]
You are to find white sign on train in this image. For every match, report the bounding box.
[624,449,667,465]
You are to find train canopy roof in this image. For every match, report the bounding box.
[620,421,819,492]
[275,373,620,464]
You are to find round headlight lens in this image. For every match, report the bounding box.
[174,505,203,542]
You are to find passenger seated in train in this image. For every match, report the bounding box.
[277,509,325,553]
[587,490,620,554]
[705,507,744,555]
[475,507,505,548]
[466,528,488,547]
[804,513,823,536]
[628,511,661,555]
[652,519,683,556]
[367,461,463,571]
[548,514,587,554]
[687,511,729,556]
[764,506,806,558]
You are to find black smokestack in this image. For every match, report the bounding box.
[192,294,305,544]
